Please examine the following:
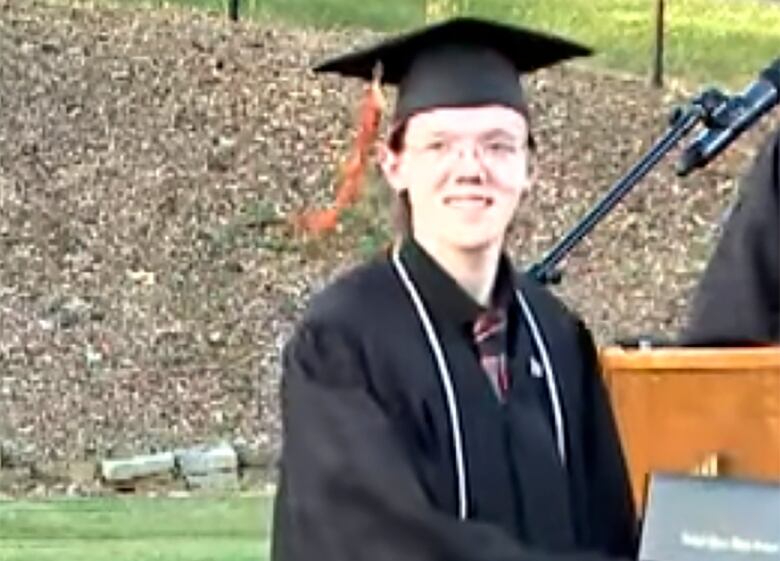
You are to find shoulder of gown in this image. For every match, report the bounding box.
[681,126,780,345]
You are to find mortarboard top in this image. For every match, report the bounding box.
[313,16,593,124]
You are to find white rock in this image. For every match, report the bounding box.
[176,442,237,475]
[101,452,175,482]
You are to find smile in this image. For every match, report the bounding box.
[443,195,494,208]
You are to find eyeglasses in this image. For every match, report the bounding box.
[404,134,529,165]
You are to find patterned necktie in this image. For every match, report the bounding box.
[472,309,510,399]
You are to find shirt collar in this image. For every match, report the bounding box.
[398,237,517,330]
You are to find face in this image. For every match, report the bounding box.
[380,105,533,254]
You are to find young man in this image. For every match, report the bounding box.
[272,18,637,561]
[682,126,780,346]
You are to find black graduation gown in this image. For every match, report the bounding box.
[272,241,637,561]
[682,127,780,345]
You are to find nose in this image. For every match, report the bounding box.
[453,142,486,184]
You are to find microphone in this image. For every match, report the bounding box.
[677,58,780,177]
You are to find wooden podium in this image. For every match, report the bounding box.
[599,346,780,510]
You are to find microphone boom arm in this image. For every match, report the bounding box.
[529,58,780,285]
[527,97,713,284]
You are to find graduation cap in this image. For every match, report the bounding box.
[294,17,592,235]
[314,16,593,124]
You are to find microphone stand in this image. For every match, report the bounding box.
[527,88,729,285]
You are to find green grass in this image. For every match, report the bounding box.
[0,495,273,561]
[110,0,780,88]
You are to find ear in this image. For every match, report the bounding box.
[521,153,540,194]
[377,142,406,195]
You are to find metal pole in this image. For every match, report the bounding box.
[228,0,240,22]
[651,0,665,88]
